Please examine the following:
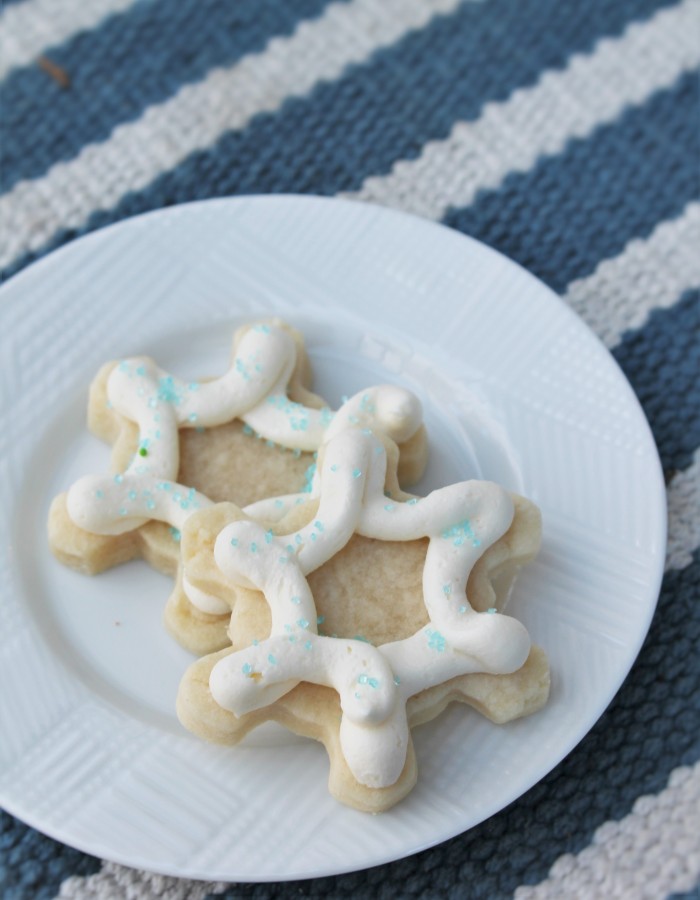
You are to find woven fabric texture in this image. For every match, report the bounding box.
[1,0,699,897]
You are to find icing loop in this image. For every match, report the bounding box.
[209,427,531,789]
[66,322,424,551]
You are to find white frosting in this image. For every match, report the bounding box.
[208,427,531,789]
[64,322,424,617]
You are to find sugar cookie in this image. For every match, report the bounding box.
[48,320,428,655]
[177,425,547,811]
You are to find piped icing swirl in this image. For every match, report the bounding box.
[208,426,531,789]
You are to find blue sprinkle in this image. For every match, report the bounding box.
[286,544,294,554]
[157,375,183,406]
[230,537,238,547]
[393,675,401,686]
[368,677,379,689]
[95,489,104,499]
[427,629,446,653]
[291,596,301,605]
[487,607,497,614]
[314,520,324,532]
[301,463,316,492]
[250,542,257,553]
[292,448,302,459]
[146,500,156,510]
[267,654,277,666]
[407,498,419,506]
[128,490,137,500]
[358,674,368,685]
[135,365,146,377]
[359,394,375,413]
[442,584,452,596]
[297,618,310,629]
[304,640,313,651]
[317,615,325,625]
[352,468,362,479]
[253,324,271,334]
[242,424,253,435]
[235,358,251,381]
[188,382,199,392]
[169,527,181,543]
[310,533,317,542]
[114,474,124,484]
[265,529,274,544]
[295,534,302,545]
[459,605,467,614]
[384,503,395,511]
[242,663,252,675]
[118,508,127,516]
[330,464,338,472]
[274,499,284,508]
[188,412,198,423]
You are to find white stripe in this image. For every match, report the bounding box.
[349,0,700,220]
[667,449,700,573]
[0,0,464,271]
[564,202,700,348]
[57,863,228,899]
[0,0,138,80]
[514,762,700,900]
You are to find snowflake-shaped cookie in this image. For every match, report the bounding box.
[177,426,548,811]
[49,320,428,653]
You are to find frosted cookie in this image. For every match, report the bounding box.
[48,320,428,653]
[176,425,548,812]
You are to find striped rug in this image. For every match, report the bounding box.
[1,0,698,897]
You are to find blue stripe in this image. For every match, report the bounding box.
[0,0,340,193]
[614,288,700,473]
[444,70,700,293]
[0,0,679,196]
[0,0,683,281]
[0,809,100,899]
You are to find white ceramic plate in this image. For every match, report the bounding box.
[0,196,666,881]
